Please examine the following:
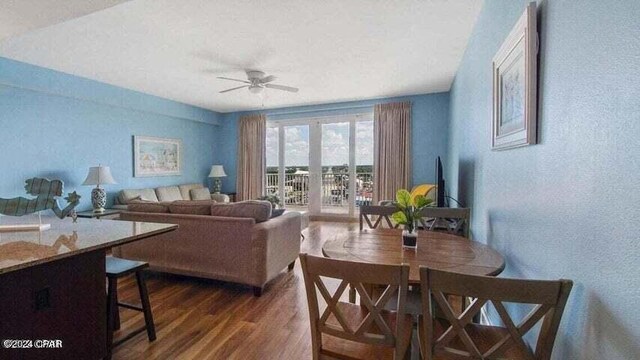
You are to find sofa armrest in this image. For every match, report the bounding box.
[251,212,302,286]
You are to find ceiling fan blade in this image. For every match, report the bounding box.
[217,76,251,84]
[260,75,276,83]
[219,85,249,93]
[265,83,299,93]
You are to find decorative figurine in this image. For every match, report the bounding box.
[0,178,81,219]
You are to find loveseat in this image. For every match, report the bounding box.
[112,199,301,296]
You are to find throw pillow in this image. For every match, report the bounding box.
[127,200,171,213]
[271,208,286,218]
[210,200,273,222]
[190,188,212,201]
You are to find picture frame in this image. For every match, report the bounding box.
[492,2,538,150]
[133,136,182,177]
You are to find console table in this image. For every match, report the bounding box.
[0,216,177,359]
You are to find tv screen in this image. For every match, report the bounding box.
[435,156,445,207]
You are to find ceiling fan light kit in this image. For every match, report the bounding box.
[249,85,263,94]
[218,70,298,95]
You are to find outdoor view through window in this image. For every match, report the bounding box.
[266,115,373,215]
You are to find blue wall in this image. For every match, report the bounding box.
[447,1,639,359]
[217,93,450,193]
[0,57,223,211]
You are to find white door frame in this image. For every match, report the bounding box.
[267,112,373,216]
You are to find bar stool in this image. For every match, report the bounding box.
[105,256,156,358]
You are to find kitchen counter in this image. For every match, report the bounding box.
[0,215,177,360]
[0,215,177,275]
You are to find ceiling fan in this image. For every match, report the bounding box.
[218,70,299,94]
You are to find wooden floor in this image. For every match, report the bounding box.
[112,221,359,360]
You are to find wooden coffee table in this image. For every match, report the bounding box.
[322,228,505,284]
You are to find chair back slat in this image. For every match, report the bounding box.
[420,267,573,360]
[300,253,410,359]
[303,253,404,285]
[428,270,562,304]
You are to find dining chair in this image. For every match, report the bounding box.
[417,207,471,239]
[299,253,412,360]
[419,267,573,360]
[359,205,399,231]
[355,205,399,303]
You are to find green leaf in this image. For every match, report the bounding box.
[391,211,408,225]
[396,189,411,208]
[413,195,433,209]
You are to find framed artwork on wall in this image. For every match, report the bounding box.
[133,136,182,177]
[492,2,538,150]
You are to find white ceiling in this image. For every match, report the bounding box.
[0,0,130,42]
[0,0,482,113]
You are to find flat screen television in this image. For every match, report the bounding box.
[435,156,446,207]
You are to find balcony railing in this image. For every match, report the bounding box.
[266,172,373,208]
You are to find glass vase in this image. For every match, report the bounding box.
[402,223,418,248]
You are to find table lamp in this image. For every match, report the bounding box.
[82,166,117,213]
[208,165,227,194]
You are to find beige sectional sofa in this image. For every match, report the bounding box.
[112,197,302,296]
[112,183,223,209]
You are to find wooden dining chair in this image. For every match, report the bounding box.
[419,267,573,360]
[417,207,471,239]
[299,253,412,360]
[359,205,399,231]
[354,205,400,303]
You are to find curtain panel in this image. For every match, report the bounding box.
[373,101,411,203]
[236,113,266,201]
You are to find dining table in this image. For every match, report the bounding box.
[323,228,505,355]
[322,228,506,284]
[322,228,506,359]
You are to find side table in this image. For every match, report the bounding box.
[76,209,122,220]
[210,193,230,203]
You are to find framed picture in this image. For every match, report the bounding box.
[492,2,538,150]
[133,136,182,177]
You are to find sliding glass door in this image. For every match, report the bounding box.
[321,121,350,214]
[266,113,373,217]
[266,124,311,211]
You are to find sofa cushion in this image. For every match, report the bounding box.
[156,186,183,202]
[169,200,215,215]
[119,188,159,204]
[127,200,171,213]
[179,183,205,200]
[210,200,273,223]
[190,188,212,201]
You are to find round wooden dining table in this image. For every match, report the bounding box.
[322,228,505,284]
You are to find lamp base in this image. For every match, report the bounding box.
[213,178,222,194]
[91,187,107,213]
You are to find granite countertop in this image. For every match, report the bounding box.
[0,215,177,275]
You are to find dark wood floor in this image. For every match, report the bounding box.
[112,221,359,360]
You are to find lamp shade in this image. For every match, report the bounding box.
[208,165,227,178]
[82,166,117,186]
